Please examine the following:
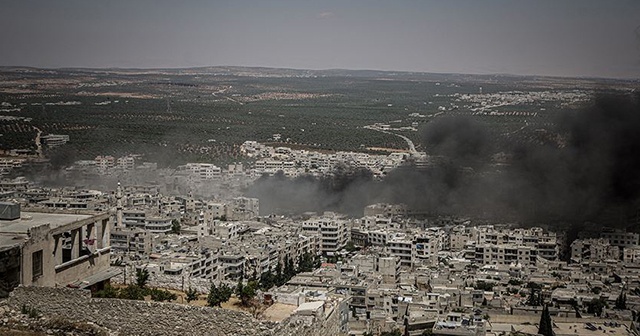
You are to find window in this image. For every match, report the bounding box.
[32,250,43,280]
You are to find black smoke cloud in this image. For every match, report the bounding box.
[246,164,375,216]
[247,93,640,225]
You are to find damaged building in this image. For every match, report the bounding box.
[0,202,119,296]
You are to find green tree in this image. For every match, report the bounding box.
[171,219,181,234]
[259,267,274,290]
[527,282,542,290]
[345,241,359,252]
[587,298,607,316]
[207,283,232,307]
[381,329,402,336]
[236,277,244,296]
[297,252,315,273]
[239,281,258,306]
[526,288,542,307]
[284,256,295,281]
[275,261,284,286]
[538,304,555,336]
[296,255,304,273]
[185,287,198,303]
[508,279,522,286]
[421,329,433,336]
[150,288,177,302]
[474,281,494,291]
[615,291,627,310]
[136,268,150,289]
[118,285,146,300]
[93,285,119,298]
[250,267,258,282]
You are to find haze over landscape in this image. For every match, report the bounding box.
[2,2,640,336]
[1,0,640,78]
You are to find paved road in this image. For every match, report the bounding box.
[34,126,43,158]
[364,125,418,156]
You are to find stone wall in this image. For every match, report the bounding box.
[111,270,213,294]
[0,246,20,297]
[6,286,346,336]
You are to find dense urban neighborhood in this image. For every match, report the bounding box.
[0,136,639,335]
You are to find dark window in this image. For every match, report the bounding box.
[32,250,43,279]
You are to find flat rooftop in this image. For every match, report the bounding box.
[0,212,93,234]
[0,212,97,247]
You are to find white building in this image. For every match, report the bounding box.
[302,213,350,255]
[183,163,222,180]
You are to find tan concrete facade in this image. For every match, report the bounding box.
[1,211,113,289]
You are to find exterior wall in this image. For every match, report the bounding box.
[21,224,55,287]
[19,213,112,288]
[378,257,400,284]
[55,248,111,285]
[623,247,640,263]
[303,218,348,254]
[0,245,21,296]
[602,231,640,248]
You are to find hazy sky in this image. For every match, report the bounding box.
[1,0,639,78]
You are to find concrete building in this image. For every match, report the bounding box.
[40,134,70,148]
[623,246,640,264]
[378,256,401,284]
[474,244,536,266]
[0,209,118,293]
[302,213,350,255]
[182,163,222,180]
[228,197,259,220]
[198,220,243,241]
[571,238,620,262]
[122,209,173,234]
[601,230,640,249]
[110,227,152,255]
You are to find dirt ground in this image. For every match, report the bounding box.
[261,303,297,322]
[113,285,264,316]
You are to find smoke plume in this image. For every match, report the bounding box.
[247,93,640,226]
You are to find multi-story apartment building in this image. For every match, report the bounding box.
[302,213,350,255]
[218,254,245,280]
[228,197,259,220]
[0,158,25,176]
[471,226,559,263]
[387,235,413,267]
[198,220,243,241]
[122,210,173,234]
[182,163,222,180]
[110,227,152,255]
[601,229,640,248]
[474,244,536,266]
[161,251,218,280]
[623,246,640,264]
[571,238,620,262]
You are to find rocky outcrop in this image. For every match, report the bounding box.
[6,286,345,336]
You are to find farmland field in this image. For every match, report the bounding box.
[0,66,635,167]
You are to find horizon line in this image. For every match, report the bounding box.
[0,64,638,82]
